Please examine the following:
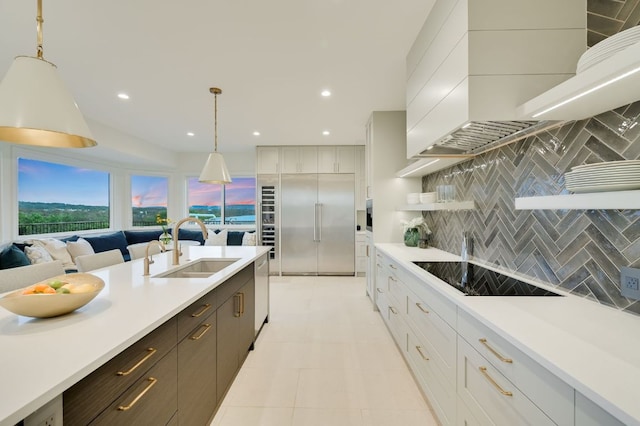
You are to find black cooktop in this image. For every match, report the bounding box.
[412,261,561,297]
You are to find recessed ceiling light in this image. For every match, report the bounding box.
[321,90,331,97]
[253,131,261,136]
[117,93,130,100]
[187,132,195,136]
[322,130,330,136]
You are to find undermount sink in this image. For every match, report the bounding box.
[154,258,239,279]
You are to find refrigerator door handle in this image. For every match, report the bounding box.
[314,203,319,242]
[257,201,262,243]
[317,203,323,241]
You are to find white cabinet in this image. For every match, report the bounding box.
[457,309,573,425]
[355,145,365,210]
[317,146,355,173]
[365,233,374,304]
[256,146,280,174]
[280,146,317,174]
[575,392,625,426]
[355,233,367,277]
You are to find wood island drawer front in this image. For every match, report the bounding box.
[407,288,456,373]
[177,291,218,341]
[64,318,177,426]
[458,309,573,425]
[90,347,178,426]
[457,337,555,426]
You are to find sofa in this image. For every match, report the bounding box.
[0,228,256,272]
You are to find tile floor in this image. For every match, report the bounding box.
[210,275,439,426]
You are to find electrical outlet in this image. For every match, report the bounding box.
[23,394,62,426]
[621,267,640,301]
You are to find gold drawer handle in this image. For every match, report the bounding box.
[479,338,513,363]
[376,288,384,293]
[415,346,429,361]
[117,377,158,411]
[479,367,513,396]
[240,292,245,315]
[190,323,212,340]
[389,306,398,314]
[116,348,157,376]
[389,264,397,270]
[234,294,241,317]
[389,276,397,282]
[191,303,212,318]
[415,303,429,314]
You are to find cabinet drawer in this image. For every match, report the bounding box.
[407,328,455,425]
[64,318,177,426]
[406,289,456,385]
[387,301,406,349]
[457,337,555,426]
[90,347,178,426]
[403,267,457,327]
[575,392,624,426]
[177,290,218,341]
[458,309,573,425]
[387,274,407,315]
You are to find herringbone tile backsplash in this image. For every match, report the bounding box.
[423,3,640,314]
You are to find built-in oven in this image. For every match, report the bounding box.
[365,199,373,231]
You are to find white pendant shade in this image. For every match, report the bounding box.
[199,152,232,184]
[0,56,96,148]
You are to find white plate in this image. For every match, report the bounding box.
[571,160,640,171]
[568,182,640,193]
[566,174,640,182]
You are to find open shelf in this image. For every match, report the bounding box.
[514,190,640,210]
[397,201,475,211]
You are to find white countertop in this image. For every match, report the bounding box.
[0,245,270,426]
[377,243,640,426]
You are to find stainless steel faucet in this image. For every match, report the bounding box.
[172,217,208,265]
[143,240,166,276]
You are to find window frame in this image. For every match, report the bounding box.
[185,176,256,228]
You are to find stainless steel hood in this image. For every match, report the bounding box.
[414,120,561,158]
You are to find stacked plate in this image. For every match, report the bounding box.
[577,26,640,73]
[565,160,640,193]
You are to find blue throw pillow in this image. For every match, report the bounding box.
[169,228,205,245]
[124,230,164,245]
[0,244,31,269]
[83,231,129,257]
[227,231,245,246]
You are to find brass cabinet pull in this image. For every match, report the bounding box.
[366,245,369,257]
[479,367,513,396]
[234,294,241,317]
[376,287,384,293]
[479,338,513,363]
[389,306,398,314]
[389,276,397,282]
[116,348,157,376]
[191,303,212,318]
[117,377,158,411]
[190,323,212,340]
[415,302,429,314]
[389,264,397,270]
[240,292,245,316]
[415,345,429,361]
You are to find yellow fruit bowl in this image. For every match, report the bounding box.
[0,273,105,318]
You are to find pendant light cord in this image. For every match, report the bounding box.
[211,87,222,153]
[36,0,44,59]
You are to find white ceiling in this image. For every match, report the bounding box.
[0,0,434,155]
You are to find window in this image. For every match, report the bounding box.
[131,175,168,227]
[187,177,255,225]
[223,177,256,225]
[18,158,110,235]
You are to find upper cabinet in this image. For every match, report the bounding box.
[318,146,355,173]
[405,0,586,159]
[256,146,280,175]
[280,146,317,174]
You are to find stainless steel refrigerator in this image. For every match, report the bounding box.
[280,173,355,275]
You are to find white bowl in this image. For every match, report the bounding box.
[0,273,105,318]
[419,192,437,204]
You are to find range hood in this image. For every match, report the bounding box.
[404,0,587,168]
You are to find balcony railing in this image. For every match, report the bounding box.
[19,221,110,236]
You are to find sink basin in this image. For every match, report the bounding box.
[154,258,239,279]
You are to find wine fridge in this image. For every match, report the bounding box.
[258,175,279,275]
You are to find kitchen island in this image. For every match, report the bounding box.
[375,243,640,426]
[0,245,270,426]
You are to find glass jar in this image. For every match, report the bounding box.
[403,228,421,247]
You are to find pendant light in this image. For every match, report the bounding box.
[0,0,96,148]
[199,87,232,184]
